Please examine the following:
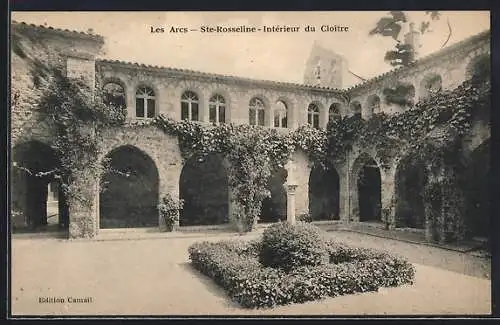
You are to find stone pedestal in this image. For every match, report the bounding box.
[286,184,298,225]
[285,159,298,225]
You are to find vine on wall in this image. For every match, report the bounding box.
[18,45,489,240]
[35,68,126,237]
[150,77,488,237]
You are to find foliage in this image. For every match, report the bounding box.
[382,82,415,107]
[384,43,415,67]
[297,212,312,223]
[291,125,328,167]
[158,193,184,231]
[188,238,415,309]
[327,78,490,167]
[369,11,442,68]
[259,222,329,271]
[153,117,329,232]
[32,67,125,237]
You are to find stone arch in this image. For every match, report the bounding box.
[99,145,159,228]
[308,163,340,221]
[179,153,229,226]
[382,82,416,112]
[273,99,289,128]
[248,95,270,126]
[260,166,288,223]
[419,73,443,100]
[350,153,382,222]
[11,140,69,231]
[328,102,342,123]
[465,53,490,82]
[394,153,427,229]
[102,80,126,112]
[350,101,362,117]
[463,138,490,240]
[364,94,381,118]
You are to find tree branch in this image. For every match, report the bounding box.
[440,17,452,49]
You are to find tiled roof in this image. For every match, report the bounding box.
[12,20,489,96]
[11,20,104,42]
[346,29,490,92]
[97,59,346,94]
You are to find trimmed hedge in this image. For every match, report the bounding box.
[188,239,415,309]
[259,222,329,271]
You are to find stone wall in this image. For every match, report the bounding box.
[97,61,346,130]
[10,21,491,239]
[98,126,183,231]
[348,31,490,118]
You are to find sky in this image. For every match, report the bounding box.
[11,11,490,88]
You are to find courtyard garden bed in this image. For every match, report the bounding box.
[188,222,415,308]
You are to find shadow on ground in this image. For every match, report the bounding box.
[177,262,242,309]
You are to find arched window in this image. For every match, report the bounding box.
[135,86,155,118]
[307,103,320,129]
[249,97,265,126]
[103,82,126,109]
[350,101,362,118]
[466,54,490,83]
[181,91,199,121]
[420,74,442,99]
[369,96,380,114]
[209,94,226,124]
[274,100,288,128]
[328,103,341,122]
[365,95,381,119]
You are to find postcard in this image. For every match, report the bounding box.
[9,10,491,317]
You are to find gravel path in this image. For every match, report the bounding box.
[326,230,491,279]
[11,232,491,316]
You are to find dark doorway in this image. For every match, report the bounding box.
[395,156,426,229]
[259,167,287,223]
[309,164,340,220]
[179,154,229,226]
[464,140,490,239]
[100,145,159,228]
[357,159,382,222]
[11,141,69,232]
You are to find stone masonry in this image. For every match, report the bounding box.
[10,21,490,238]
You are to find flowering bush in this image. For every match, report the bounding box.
[158,193,184,231]
[296,212,312,223]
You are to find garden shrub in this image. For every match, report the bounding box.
[188,238,415,308]
[296,212,312,223]
[259,222,329,271]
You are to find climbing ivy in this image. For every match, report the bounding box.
[35,68,126,237]
[327,78,490,167]
[153,118,298,231]
[18,40,488,239]
[149,76,489,236]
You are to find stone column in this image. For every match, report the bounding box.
[68,173,98,239]
[337,163,350,223]
[285,160,298,225]
[286,185,298,225]
[380,167,397,229]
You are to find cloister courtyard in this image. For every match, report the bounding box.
[11,228,491,316]
[9,14,491,317]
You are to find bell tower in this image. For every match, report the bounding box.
[304,41,348,89]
